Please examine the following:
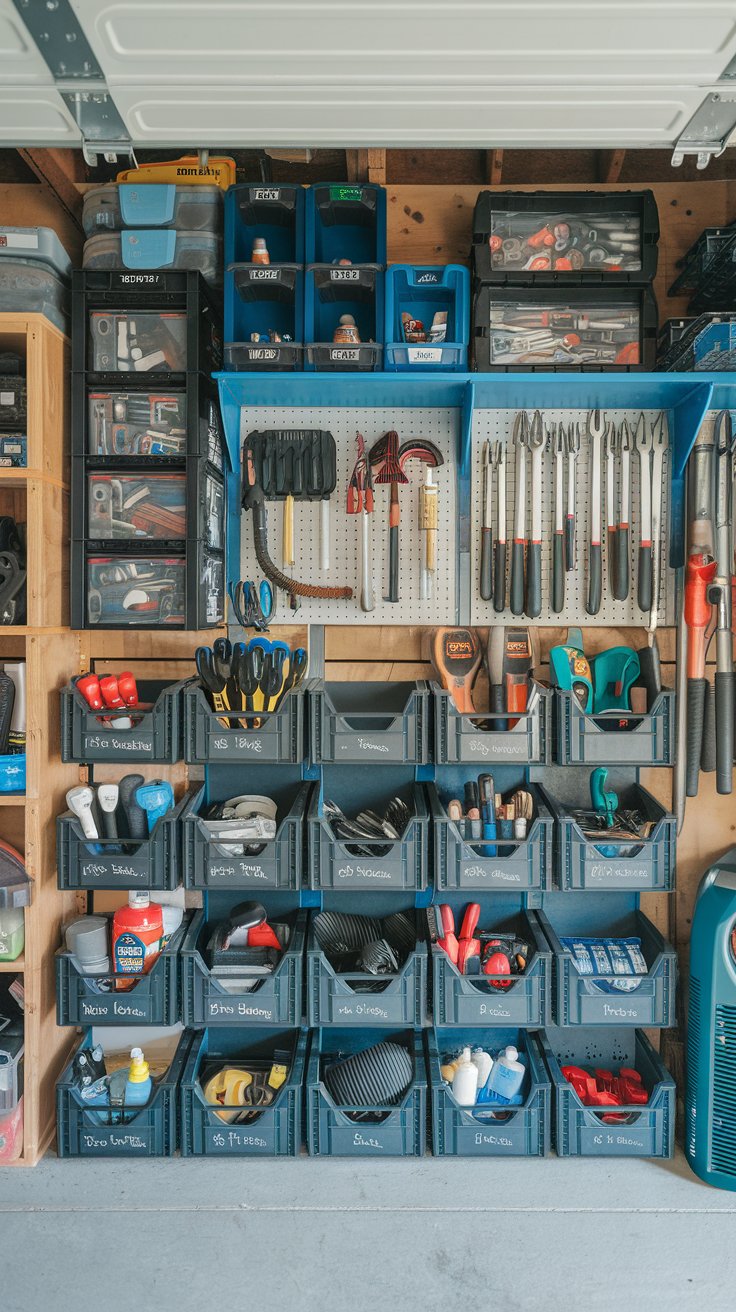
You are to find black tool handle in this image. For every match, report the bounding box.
[686,677,707,796]
[552,533,564,614]
[480,527,493,601]
[715,671,735,794]
[586,543,602,616]
[489,682,506,734]
[637,544,653,614]
[637,639,662,710]
[607,528,617,598]
[526,542,541,619]
[564,515,574,572]
[493,541,506,613]
[387,524,399,602]
[118,773,147,841]
[510,541,525,616]
[614,529,629,601]
[701,681,716,774]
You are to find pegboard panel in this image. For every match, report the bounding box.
[469,407,674,628]
[237,406,458,625]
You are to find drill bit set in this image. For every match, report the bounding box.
[476,408,669,623]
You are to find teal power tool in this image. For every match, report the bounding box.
[590,767,619,856]
[549,627,593,712]
[591,647,641,715]
[135,780,175,833]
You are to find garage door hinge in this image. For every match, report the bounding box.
[671,91,736,170]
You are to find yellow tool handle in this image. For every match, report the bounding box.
[419,483,439,571]
[283,494,295,566]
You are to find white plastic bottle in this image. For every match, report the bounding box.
[484,1045,525,1103]
[471,1047,493,1089]
[452,1047,479,1106]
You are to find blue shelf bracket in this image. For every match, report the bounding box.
[457,381,476,624]
[670,380,714,567]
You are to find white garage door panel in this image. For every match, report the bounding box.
[113,84,703,147]
[71,0,736,85]
[0,0,55,83]
[0,90,82,142]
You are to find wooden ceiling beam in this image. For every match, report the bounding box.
[597,149,626,183]
[16,148,84,232]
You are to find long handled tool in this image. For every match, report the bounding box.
[635,412,653,615]
[552,424,565,614]
[480,441,493,601]
[526,409,544,619]
[565,422,579,572]
[510,412,528,616]
[648,414,665,626]
[419,466,439,600]
[685,551,717,795]
[707,575,734,794]
[347,432,375,613]
[586,409,605,616]
[605,419,617,598]
[493,440,506,613]
[615,419,631,603]
[369,431,407,604]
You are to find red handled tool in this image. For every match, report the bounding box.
[685,551,717,796]
[117,671,139,707]
[99,676,125,709]
[457,903,481,974]
[437,904,459,965]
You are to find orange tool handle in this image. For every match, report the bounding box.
[685,553,717,679]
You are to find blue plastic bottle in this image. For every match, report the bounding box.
[481,1046,525,1105]
[124,1047,152,1112]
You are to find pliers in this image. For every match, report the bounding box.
[229,579,274,631]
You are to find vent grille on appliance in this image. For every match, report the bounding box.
[711,1003,736,1176]
[685,976,701,1160]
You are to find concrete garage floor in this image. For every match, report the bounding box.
[0,1149,735,1311]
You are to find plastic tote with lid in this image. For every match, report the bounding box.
[0,227,71,332]
[0,841,30,962]
[83,231,222,287]
[83,184,222,236]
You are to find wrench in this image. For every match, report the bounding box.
[526,409,545,618]
[510,412,528,616]
[586,409,605,616]
[635,412,653,614]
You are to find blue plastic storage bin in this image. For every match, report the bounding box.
[183,680,306,765]
[180,1026,307,1156]
[55,915,188,1027]
[307,1027,426,1156]
[56,788,192,892]
[56,1030,192,1158]
[537,893,678,1028]
[539,778,676,893]
[308,766,429,892]
[225,184,305,265]
[306,183,386,266]
[432,683,552,765]
[431,773,553,892]
[309,679,429,765]
[182,768,310,891]
[305,265,383,371]
[224,263,304,372]
[540,1025,675,1158]
[384,265,470,371]
[427,1026,550,1156]
[60,678,184,764]
[181,895,306,1028]
[552,688,675,765]
[0,754,25,794]
[430,895,552,1028]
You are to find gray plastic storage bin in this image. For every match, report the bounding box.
[306,905,428,1027]
[553,689,675,765]
[182,772,310,891]
[0,263,69,332]
[56,1031,191,1158]
[55,915,188,1027]
[56,788,192,892]
[538,894,678,1028]
[431,897,552,1028]
[83,184,222,236]
[183,681,306,764]
[307,1028,427,1156]
[308,767,429,892]
[431,778,553,892]
[539,775,676,892]
[428,1027,550,1157]
[182,901,306,1027]
[309,680,429,765]
[60,678,184,764]
[180,1026,306,1156]
[83,231,222,286]
[433,683,551,764]
[0,1027,22,1114]
[540,1026,675,1158]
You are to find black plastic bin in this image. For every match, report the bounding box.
[552,688,675,766]
[538,893,678,1028]
[540,1025,675,1158]
[305,265,383,371]
[181,896,306,1028]
[76,373,225,468]
[56,787,192,891]
[430,895,552,1028]
[181,769,310,891]
[427,1026,550,1157]
[61,678,185,764]
[56,1031,192,1157]
[180,1026,307,1156]
[307,1027,426,1157]
[431,775,553,893]
[183,680,306,765]
[309,679,429,765]
[308,766,429,892]
[71,540,225,631]
[306,898,428,1028]
[433,683,551,765]
[55,914,188,1026]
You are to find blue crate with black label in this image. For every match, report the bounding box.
[56,787,192,892]
[540,1025,675,1158]
[181,767,310,891]
[181,891,306,1028]
[180,1026,307,1156]
[225,184,305,266]
[431,770,553,893]
[183,679,307,765]
[427,1026,550,1157]
[56,914,189,1027]
[305,265,383,371]
[224,263,304,372]
[60,678,185,764]
[309,679,429,766]
[430,893,552,1028]
[307,765,429,893]
[305,183,386,266]
[537,892,678,1028]
[307,894,429,1028]
[56,1030,192,1158]
[307,1027,426,1156]
[384,265,470,371]
[432,682,551,765]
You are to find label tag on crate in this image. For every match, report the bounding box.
[329,348,360,362]
[329,186,364,202]
[408,347,442,364]
[330,269,361,281]
[110,272,166,288]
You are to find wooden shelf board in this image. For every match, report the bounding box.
[0,956,23,971]
[0,794,25,806]
[0,470,69,490]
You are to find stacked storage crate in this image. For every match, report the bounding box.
[81,184,223,287]
[70,266,227,629]
[659,221,736,370]
[0,226,71,334]
[384,264,471,371]
[305,184,386,372]
[224,184,306,371]
[471,191,659,371]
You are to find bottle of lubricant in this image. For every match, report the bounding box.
[112,892,163,991]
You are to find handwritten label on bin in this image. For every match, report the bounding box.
[329,348,360,362]
[80,998,150,1021]
[465,737,525,758]
[207,861,272,883]
[407,347,441,364]
[207,1128,271,1151]
[80,862,146,883]
[585,863,650,885]
[83,735,151,755]
[81,1130,150,1152]
[207,997,276,1021]
[212,734,264,753]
